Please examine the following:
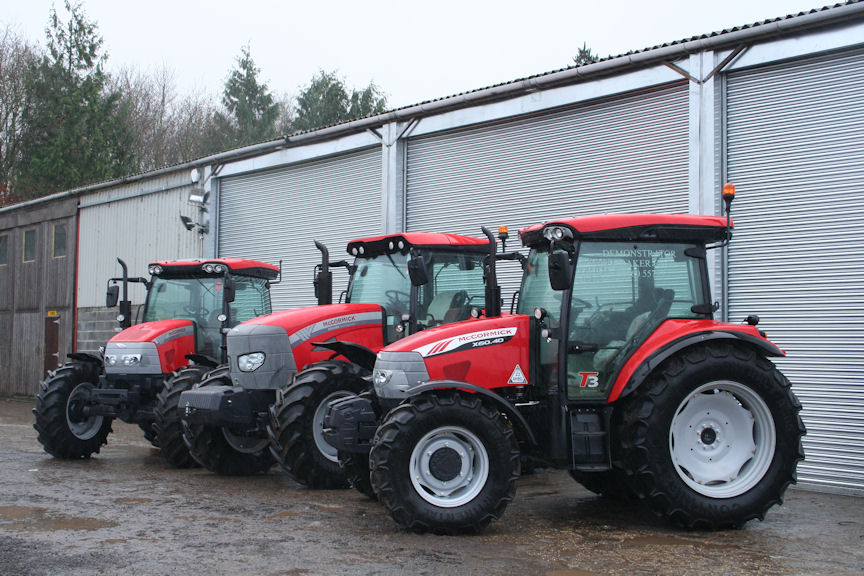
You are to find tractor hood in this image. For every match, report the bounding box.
[105,319,195,375]
[372,314,531,401]
[226,303,386,390]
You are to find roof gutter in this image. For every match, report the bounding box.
[3,1,863,216]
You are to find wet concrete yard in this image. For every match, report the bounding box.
[2,397,862,575]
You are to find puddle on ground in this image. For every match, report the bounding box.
[0,505,118,532]
[266,510,303,519]
[624,534,713,548]
[113,497,152,504]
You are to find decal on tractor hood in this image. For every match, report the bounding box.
[414,327,518,358]
[288,311,381,348]
[153,325,194,347]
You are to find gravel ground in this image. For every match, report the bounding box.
[2,396,862,576]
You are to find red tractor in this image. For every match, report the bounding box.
[325,190,806,532]
[33,257,279,467]
[179,232,492,481]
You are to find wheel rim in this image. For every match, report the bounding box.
[313,391,354,463]
[669,380,776,498]
[222,428,268,454]
[65,382,104,440]
[409,425,489,508]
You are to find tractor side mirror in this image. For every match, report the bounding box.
[223,276,236,303]
[408,256,429,286]
[106,284,119,307]
[548,251,572,291]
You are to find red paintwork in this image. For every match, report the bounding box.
[243,303,387,371]
[348,232,489,249]
[606,319,784,403]
[519,213,731,243]
[385,314,532,390]
[110,319,196,373]
[149,258,279,278]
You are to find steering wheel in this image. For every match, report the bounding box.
[384,289,410,315]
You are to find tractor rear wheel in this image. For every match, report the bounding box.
[33,362,113,459]
[154,365,208,468]
[267,360,368,489]
[620,342,805,529]
[182,366,274,475]
[138,422,158,447]
[370,392,520,534]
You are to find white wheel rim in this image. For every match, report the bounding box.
[66,382,104,440]
[669,380,776,498]
[222,428,269,454]
[409,426,489,508]
[313,391,354,463]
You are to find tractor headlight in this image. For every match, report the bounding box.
[238,352,266,372]
[372,368,392,387]
[121,354,141,367]
[148,265,163,275]
[105,355,118,367]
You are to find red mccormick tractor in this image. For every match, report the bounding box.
[33,258,278,467]
[179,233,491,480]
[325,201,805,533]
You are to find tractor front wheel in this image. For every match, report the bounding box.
[33,362,113,459]
[370,392,520,534]
[620,342,805,529]
[267,360,368,489]
[154,365,208,468]
[182,366,274,475]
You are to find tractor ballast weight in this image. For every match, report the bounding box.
[179,232,494,481]
[325,190,806,533]
[33,257,278,466]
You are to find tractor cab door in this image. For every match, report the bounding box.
[564,241,709,401]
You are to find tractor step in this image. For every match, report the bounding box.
[569,408,611,472]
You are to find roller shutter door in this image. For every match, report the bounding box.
[406,83,690,294]
[218,147,382,310]
[726,48,864,493]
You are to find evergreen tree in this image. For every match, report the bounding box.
[212,45,279,148]
[293,70,387,133]
[15,1,135,199]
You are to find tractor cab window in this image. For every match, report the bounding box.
[228,276,272,325]
[566,241,707,399]
[415,250,486,329]
[347,251,412,342]
[517,248,565,393]
[144,275,223,357]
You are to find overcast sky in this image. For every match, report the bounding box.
[1,0,830,109]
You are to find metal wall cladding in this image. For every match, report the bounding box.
[726,48,864,494]
[405,83,691,297]
[77,171,204,309]
[218,147,383,310]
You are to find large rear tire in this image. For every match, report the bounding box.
[341,450,375,498]
[268,360,368,489]
[620,342,805,529]
[182,366,274,475]
[370,392,520,534]
[154,365,208,468]
[33,362,113,459]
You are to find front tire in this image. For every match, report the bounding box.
[154,365,208,468]
[33,362,113,459]
[268,360,368,489]
[182,366,274,475]
[620,342,805,529]
[370,392,520,534]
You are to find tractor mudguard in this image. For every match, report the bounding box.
[67,352,103,365]
[403,380,538,450]
[311,339,377,372]
[185,353,220,369]
[615,330,785,401]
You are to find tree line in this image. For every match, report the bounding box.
[0,1,387,206]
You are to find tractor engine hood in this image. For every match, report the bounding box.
[104,319,195,375]
[372,314,531,401]
[226,303,385,390]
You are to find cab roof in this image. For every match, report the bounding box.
[149,258,279,280]
[519,213,731,246]
[347,232,490,257]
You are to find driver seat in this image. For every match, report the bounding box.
[593,289,674,371]
[426,290,469,326]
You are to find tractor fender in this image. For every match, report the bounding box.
[185,353,220,369]
[311,339,377,372]
[403,380,538,449]
[67,352,103,365]
[616,330,785,401]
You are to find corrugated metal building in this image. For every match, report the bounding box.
[0,1,862,495]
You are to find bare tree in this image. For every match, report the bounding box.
[0,26,37,204]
